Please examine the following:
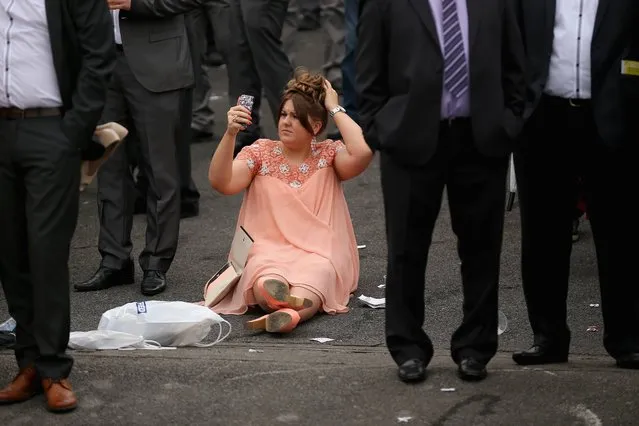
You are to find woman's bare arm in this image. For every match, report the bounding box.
[208,105,254,195]
[332,111,374,181]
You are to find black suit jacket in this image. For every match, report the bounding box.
[118,0,211,93]
[517,0,639,149]
[47,0,116,152]
[356,0,527,166]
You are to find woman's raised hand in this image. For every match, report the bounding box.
[226,105,252,136]
[323,79,339,111]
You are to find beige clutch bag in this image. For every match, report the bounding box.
[204,226,254,308]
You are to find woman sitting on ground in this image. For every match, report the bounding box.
[208,69,373,333]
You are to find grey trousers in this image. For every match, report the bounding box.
[97,51,182,273]
[284,0,345,88]
[0,115,78,379]
[226,0,294,149]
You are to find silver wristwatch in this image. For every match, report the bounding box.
[329,105,346,117]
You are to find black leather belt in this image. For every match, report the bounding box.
[0,107,62,119]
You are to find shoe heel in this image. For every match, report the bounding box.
[284,295,313,310]
[246,315,268,331]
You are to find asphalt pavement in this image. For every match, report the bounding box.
[1,29,637,425]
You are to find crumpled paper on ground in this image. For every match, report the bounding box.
[358,295,385,309]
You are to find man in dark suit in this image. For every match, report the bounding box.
[512,0,639,369]
[357,0,526,382]
[76,0,208,296]
[0,0,115,411]
[130,3,231,220]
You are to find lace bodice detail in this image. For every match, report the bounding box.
[236,139,346,188]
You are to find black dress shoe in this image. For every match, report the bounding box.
[457,358,487,381]
[616,353,639,369]
[398,359,426,383]
[180,203,199,219]
[74,261,135,292]
[512,344,568,366]
[141,270,167,296]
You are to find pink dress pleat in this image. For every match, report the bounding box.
[212,139,360,315]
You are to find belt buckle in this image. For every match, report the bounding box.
[568,99,582,108]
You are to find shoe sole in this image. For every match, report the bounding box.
[245,311,295,333]
[458,369,488,381]
[398,372,426,383]
[47,402,77,413]
[265,311,295,333]
[512,355,568,366]
[141,286,166,296]
[74,277,134,292]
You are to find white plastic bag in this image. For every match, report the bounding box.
[68,330,163,351]
[97,301,231,347]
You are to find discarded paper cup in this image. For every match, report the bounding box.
[498,310,508,335]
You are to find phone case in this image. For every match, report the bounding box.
[238,95,254,112]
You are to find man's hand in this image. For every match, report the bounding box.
[107,0,131,10]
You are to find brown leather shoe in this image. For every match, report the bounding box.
[42,379,77,412]
[0,366,41,404]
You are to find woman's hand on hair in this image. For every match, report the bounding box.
[323,80,340,111]
[226,105,252,136]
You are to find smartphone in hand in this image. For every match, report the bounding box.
[237,95,254,112]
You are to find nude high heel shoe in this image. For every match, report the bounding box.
[254,278,312,311]
[246,309,301,333]
[80,122,128,191]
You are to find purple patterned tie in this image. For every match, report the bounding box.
[442,0,469,98]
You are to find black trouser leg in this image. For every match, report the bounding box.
[0,116,79,379]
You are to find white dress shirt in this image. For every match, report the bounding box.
[112,10,122,44]
[0,0,62,108]
[544,0,599,99]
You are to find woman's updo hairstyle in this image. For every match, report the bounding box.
[279,67,328,136]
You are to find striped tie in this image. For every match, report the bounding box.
[442,0,469,98]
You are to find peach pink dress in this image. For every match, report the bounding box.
[212,138,360,315]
